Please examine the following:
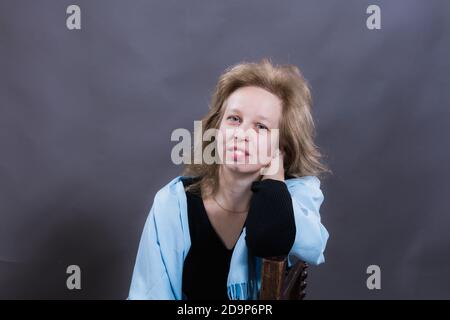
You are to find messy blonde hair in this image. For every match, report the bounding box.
[182,58,330,197]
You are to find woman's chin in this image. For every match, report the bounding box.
[222,161,263,174]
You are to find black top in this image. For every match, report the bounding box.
[181,176,296,300]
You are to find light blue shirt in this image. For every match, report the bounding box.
[128,175,329,300]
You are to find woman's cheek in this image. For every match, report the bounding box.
[222,128,240,164]
[256,139,272,166]
[216,127,229,163]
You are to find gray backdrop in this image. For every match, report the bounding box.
[1,0,449,299]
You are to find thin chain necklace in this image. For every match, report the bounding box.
[212,195,249,214]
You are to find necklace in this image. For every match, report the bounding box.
[212,195,249,214]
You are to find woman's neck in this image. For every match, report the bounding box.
[213,166,261,213]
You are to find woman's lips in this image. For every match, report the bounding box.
[231,146,249,156]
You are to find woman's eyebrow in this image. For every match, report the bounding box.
[229,107,269,120]
[228,107,271,124]
[256,114,269,121]
[228,107,242,114]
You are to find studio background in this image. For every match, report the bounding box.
[1,0,449,299]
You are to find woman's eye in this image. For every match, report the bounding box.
[227,116,240,123]
[256,123,268,130]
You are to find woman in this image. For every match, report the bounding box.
[128,58,330,300]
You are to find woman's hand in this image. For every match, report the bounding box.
[260,149,285,182]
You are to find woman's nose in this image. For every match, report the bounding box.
[233,127,249,142]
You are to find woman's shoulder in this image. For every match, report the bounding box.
[284,175,324,212]
[149,176,194,225]
[152,175,202,201]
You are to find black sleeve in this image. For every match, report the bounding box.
[245,179,296,258]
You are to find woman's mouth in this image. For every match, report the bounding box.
[228,146,250,161]
[231,146,249,156]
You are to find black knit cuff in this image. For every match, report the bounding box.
[245,179,296,258]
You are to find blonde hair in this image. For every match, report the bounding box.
[182,58,330,197]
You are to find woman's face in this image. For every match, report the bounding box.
[217,86,283,174]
